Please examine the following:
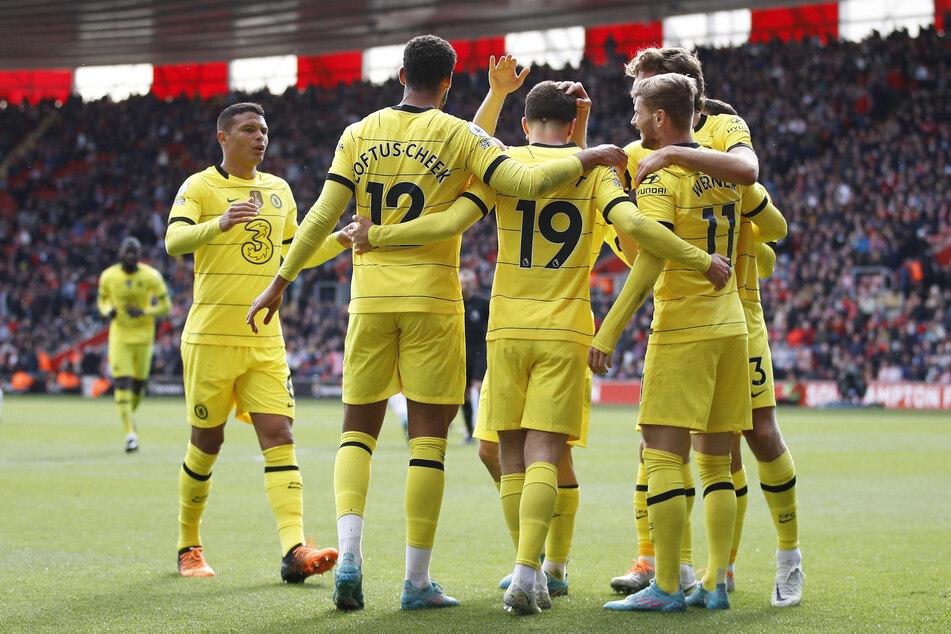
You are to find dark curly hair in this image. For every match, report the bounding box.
[403,35,456,92]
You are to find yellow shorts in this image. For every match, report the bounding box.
[638,334,752,434]
[474,368,591,448]
[484,339,587,440]
[108,340,153,380]
[181,342,294,428]
[744,301,776,409]
[343,312,465,405]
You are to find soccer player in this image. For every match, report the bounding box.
[247,36,630,612]
[97,236,170,452]
[591,72,776,612]
[166,102,339,582]
[610,47,804,608]
[458,269,488,443]
[345,79,729,615]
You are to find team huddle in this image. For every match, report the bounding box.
[100,33,803,615]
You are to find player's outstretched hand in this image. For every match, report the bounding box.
[247,277,289,334]
[703,253,732,291]
[219,197,260,232]
[576,144,628,175]
[488,55,530,96]
[555,80,591,113]
[346,215,376,254]
[588,346,613,376]
[633,147,674,188]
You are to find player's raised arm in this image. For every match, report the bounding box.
[473,55,530,136]
[554,80,591,149]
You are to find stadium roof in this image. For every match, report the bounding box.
[2,0,820,70]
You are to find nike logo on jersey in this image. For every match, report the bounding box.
[227,197,240,203]
[751,390,767,399]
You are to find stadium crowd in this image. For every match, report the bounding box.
[0,25,948,388]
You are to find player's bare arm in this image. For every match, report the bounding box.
[473,55,530,135]
[634,144,758,188]
[246,275,291,334]
[554,81,591,148]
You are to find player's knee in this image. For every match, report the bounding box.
[744,410,785,460]
[478,440,501,471]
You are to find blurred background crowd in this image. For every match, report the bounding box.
[1,25,948,389]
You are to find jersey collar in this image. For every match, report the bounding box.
[529,142,578,148]
[391,104,434,113]
[673,142,701,148]
[693,113,708,133]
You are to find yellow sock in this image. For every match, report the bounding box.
[263,444,305,556]
[334,431,376,519]
[634,459,654,558]
[516,462,558,569]
[643,448,685,594]
[115,388,134,435]
[681,462,695,567]
[405,437,447,549]
[178,443,217,551]
[758,450,799,550]
[130,390,143,412]
[731,466,748,563]
[545,485,579,564]
[694,452,735,589]
[500,473,525,550]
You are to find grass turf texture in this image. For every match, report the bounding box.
[1,395,949,632]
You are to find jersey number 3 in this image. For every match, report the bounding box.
[514,199,582,269]
[242,219,273,264]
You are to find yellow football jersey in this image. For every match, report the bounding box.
[735,183,773,304]
[692,112,754,154]
[97,263,169,345]
[169,166,297,347]
[322,105,581,315]
[635,144,761,344]
[468,144,630,345]
[624,112,767,305]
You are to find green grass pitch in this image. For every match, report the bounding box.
[1,395,949,632]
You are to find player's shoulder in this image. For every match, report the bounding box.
[623,139,652,158]
[707,113,751,135]
[138,262,164,279]
[177,166,220,195]
[254,170,291,190]
[637,166,681,197]
[100,263,122,280]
